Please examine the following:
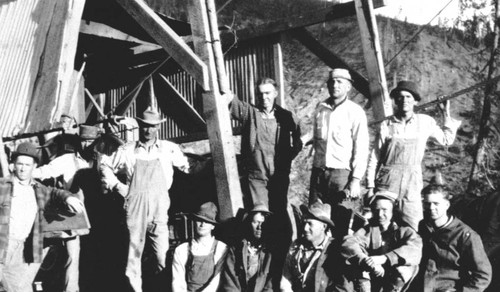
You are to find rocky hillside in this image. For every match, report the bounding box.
[280,15,499,205]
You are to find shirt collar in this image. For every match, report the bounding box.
[137,138,160,149]
[391,113,416,124]
[323,96,348,110]
[301,235,328,251]
[13,176,35,187]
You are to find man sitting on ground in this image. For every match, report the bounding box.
[172,202,228,292]
[342,191,422,292]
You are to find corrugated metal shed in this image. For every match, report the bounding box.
[101,39,278,141]
[0,0,85,138]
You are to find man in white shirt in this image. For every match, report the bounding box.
[0,142,84,292]
[171,202,228,292]
[33,125,100,292]
[310,68,369,237]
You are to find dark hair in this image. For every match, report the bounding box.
[421,184,452,201]
[256,77,278,89]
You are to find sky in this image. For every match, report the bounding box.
[375,0,492,28]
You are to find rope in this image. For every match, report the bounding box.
[384,0,456,67]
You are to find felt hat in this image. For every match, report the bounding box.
[328,68,353,82]
[12,142,40,163]
[242,202,273,221]
[192,202,218,224]
[136,109,166,126]
[300,201,335,228]
[79,125,100,140]
[390,81,421,101]
[369,189,398,206]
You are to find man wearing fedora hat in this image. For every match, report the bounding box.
[219,202,274,292]
[32,124,100,292]
[309,68,369,238]
[342,191,422,292]
[281,201,349,292]
[366,80,461,230]
[0,142,85,292]
[101,108,204,291]
[172,202,228,292]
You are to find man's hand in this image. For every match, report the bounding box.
[372,264,385,278]
[348,178,361,199]
[438,100,451,117]
[66,196,85,214]
[114,183,129,198]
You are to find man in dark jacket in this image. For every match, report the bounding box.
[281,201,349,292]
[342,191,422,292]
[414,183,492,292]
[0,142,84,292]
[229,77,302,212]
[219,203,274,292]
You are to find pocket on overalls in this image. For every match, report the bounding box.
[375,167,392,190]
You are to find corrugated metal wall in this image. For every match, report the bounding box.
[105,40,277,141]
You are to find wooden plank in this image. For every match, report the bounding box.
[355,0,392,120]
[228,0,387,41]
[85,89,106,118]
[0,138,10,178]
[291,27,371,99]
[157,74,206,130]
[116,0,210,90]
[273,39,286,107]
[25,0,86,133]
[80,20,162,48]
[188,0,243,219]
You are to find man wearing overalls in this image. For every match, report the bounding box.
[171,202,228,292]
[100,109,198,292]
[365,81,461,230]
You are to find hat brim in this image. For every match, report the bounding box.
[389,88,421,102]
[136,117,167,126]
[191,213,218,225]
[300,205,335,228]
[11,152,39,163]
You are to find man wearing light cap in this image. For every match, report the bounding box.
[366,81,461,229]
[33,124,100,292]
[342,191,422,292]
[100,108,204,292]
[281,201,349,292]
[310,68,369,238]
[0,142,84,292]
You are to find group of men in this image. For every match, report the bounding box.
[0,66,493,292]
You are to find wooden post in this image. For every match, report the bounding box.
[273,38,286,107]
[354,0,392,120]
[0,138,9,178]
[188,0,243,219]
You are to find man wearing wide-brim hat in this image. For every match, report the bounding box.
[100,108,207,292]
[0,142,85,291]
[342,190,422,292]
[32,124,100,292]
[309,68,369,238]
[172,202,228,292]
[365,80,461,230]
[219,202,274,292]
[281,201,350,292]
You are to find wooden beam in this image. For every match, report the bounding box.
[188,0,243,219]
[116,0,210,90]
[228,0,387,41]
[80,20,162,48]
[355,0,392,120]
[291,27,371,98]
[85,89,106,118]
[157,74,206,130]
[273,38,286,107]
[0,138,10,178]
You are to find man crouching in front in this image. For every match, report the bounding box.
[280,201,350,292]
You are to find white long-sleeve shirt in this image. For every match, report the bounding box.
[171,237,228,292]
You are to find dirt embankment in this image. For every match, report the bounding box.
[281,16,499,205]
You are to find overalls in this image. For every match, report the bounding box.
[186,240,220,292]
[376,136,423,230]
[125,159,170,292]
[248,118,278,207]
